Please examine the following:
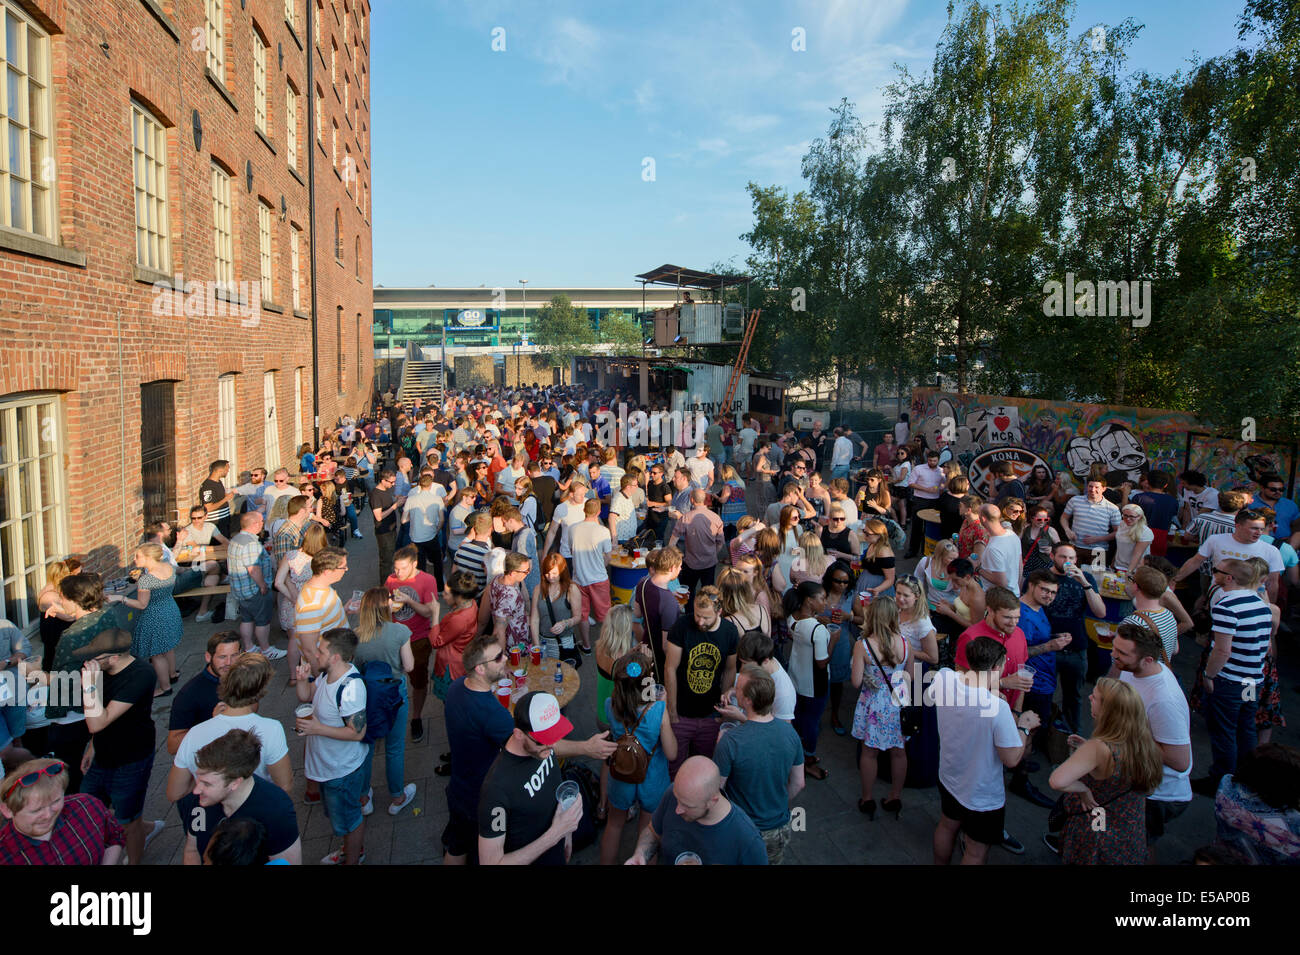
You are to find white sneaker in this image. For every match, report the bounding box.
[361,787,374,816]
[388,783,417,815]
[143,819,165,848]
[261,646,288,661]
[194,611,214,622]
[320,848,366,865]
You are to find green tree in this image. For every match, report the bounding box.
[599,310,645,356]
[531,294,596,380]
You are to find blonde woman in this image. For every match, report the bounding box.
[850,595,909,818]
[275,522,329,681]
[820,505,862,563]
[1047,678,1164,863]
[894,575,939,664]
[1114,504,1153,573]
[717,567,770,638]
[790,531,830,586]
[857,519,896,599]
[716,464,748,526]
[353,588,417,815]
[38,557,82,672]
[105,543,182,696]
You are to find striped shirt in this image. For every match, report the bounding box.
[1122,607,1180,662]
[1210,590,1272,684]
[453,539,491,596]
[1063,495,1120,542]
[294,584,346,639]
[1192,510,1237,548]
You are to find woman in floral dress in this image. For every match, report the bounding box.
[107,542,182,696]
[850,596,909,820]
[1047,678,1165,864]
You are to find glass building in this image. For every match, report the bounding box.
[372,286,689,350]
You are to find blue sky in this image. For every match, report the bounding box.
[371,0,1248,289]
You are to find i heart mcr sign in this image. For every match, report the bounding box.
[968,447,1052,499]
[987,405,1019,444]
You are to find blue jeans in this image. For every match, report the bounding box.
[81,753,155,824]
[793,693,829,759]
[1206,674,1258,780]
[361,691,409,798]
[343,503,359,534]
[831,465,850,481]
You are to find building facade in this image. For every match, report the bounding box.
[373,286,687,350]
[0,0,372,629]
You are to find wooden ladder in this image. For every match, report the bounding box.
[721,308,761,417]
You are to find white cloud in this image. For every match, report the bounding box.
[539,17,605,86]
[698,137,731,156]
[634,80,656,110]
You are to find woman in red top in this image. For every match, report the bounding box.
[430,571,480,704]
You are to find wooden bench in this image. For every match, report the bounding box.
[175,584,232,599]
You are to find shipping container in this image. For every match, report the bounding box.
[670,363,748,423]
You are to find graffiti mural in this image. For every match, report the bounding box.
[910,389,1299,504]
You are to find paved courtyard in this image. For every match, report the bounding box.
[115,510,1298,865]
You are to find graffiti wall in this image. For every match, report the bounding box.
[909,389,1298,501]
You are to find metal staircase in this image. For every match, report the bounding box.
[396,342,443,405]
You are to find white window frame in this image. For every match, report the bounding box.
[211,164,233,286]
[218,374,238,478]
[263,371,281,471]
[284,0,298,32]
[205,0,225,79]
[293,368,303,451]
[258,201,273,301]
[1,3,55,240]
[253,30,267,133]
[131,101,170,272]
[0,394,68,633]
[315,87,323,144]
[286,83,298,170]
[290,225,301,310]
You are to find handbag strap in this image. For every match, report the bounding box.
[861,633,902,690]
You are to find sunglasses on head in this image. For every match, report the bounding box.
[3,762,65,800]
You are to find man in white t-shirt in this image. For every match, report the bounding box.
[928,635,1038,865]
[686,444,715,490]
[906,450,946,558]
[978,504,1023,596]
[165,652,292,803]
[570,500,613,652]
[1109,622,1192,862]
[1172,509,1283,602]
[1178,471,1219,527]
[829,428,853,480]
[294,628,368,865]
[735,418,758,471]
[543,481,589,559]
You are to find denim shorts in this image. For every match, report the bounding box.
[320,760,369,836]
[81,753,155,824]
[237,589,276,626]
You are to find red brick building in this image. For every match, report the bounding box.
[0,0,372,629]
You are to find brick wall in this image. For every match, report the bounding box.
[0,0,372,573]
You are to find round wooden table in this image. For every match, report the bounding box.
[504,657,581,711]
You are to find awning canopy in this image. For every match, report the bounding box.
[634,264,751,290]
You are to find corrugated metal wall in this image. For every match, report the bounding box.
[670,363,747,419]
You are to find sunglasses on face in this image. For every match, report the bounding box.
[2,762,66,800]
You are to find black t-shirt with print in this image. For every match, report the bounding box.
[477,749,564,866]
[667,617,739,718]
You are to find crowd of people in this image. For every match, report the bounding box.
[2,384,1297,866]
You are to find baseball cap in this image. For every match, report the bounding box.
[513,691,574,745]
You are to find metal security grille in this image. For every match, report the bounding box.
[140,382,176,528]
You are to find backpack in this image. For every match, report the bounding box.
[879,516,907,552]
[560,761,602,851]
[336,661,405,744]
[607,701,657,784]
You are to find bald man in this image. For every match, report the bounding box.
[625,756,767,865]
[667,489,725,604]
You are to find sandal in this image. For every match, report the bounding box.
[805,762,828,781]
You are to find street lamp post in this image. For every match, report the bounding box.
[518,278,529,386]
